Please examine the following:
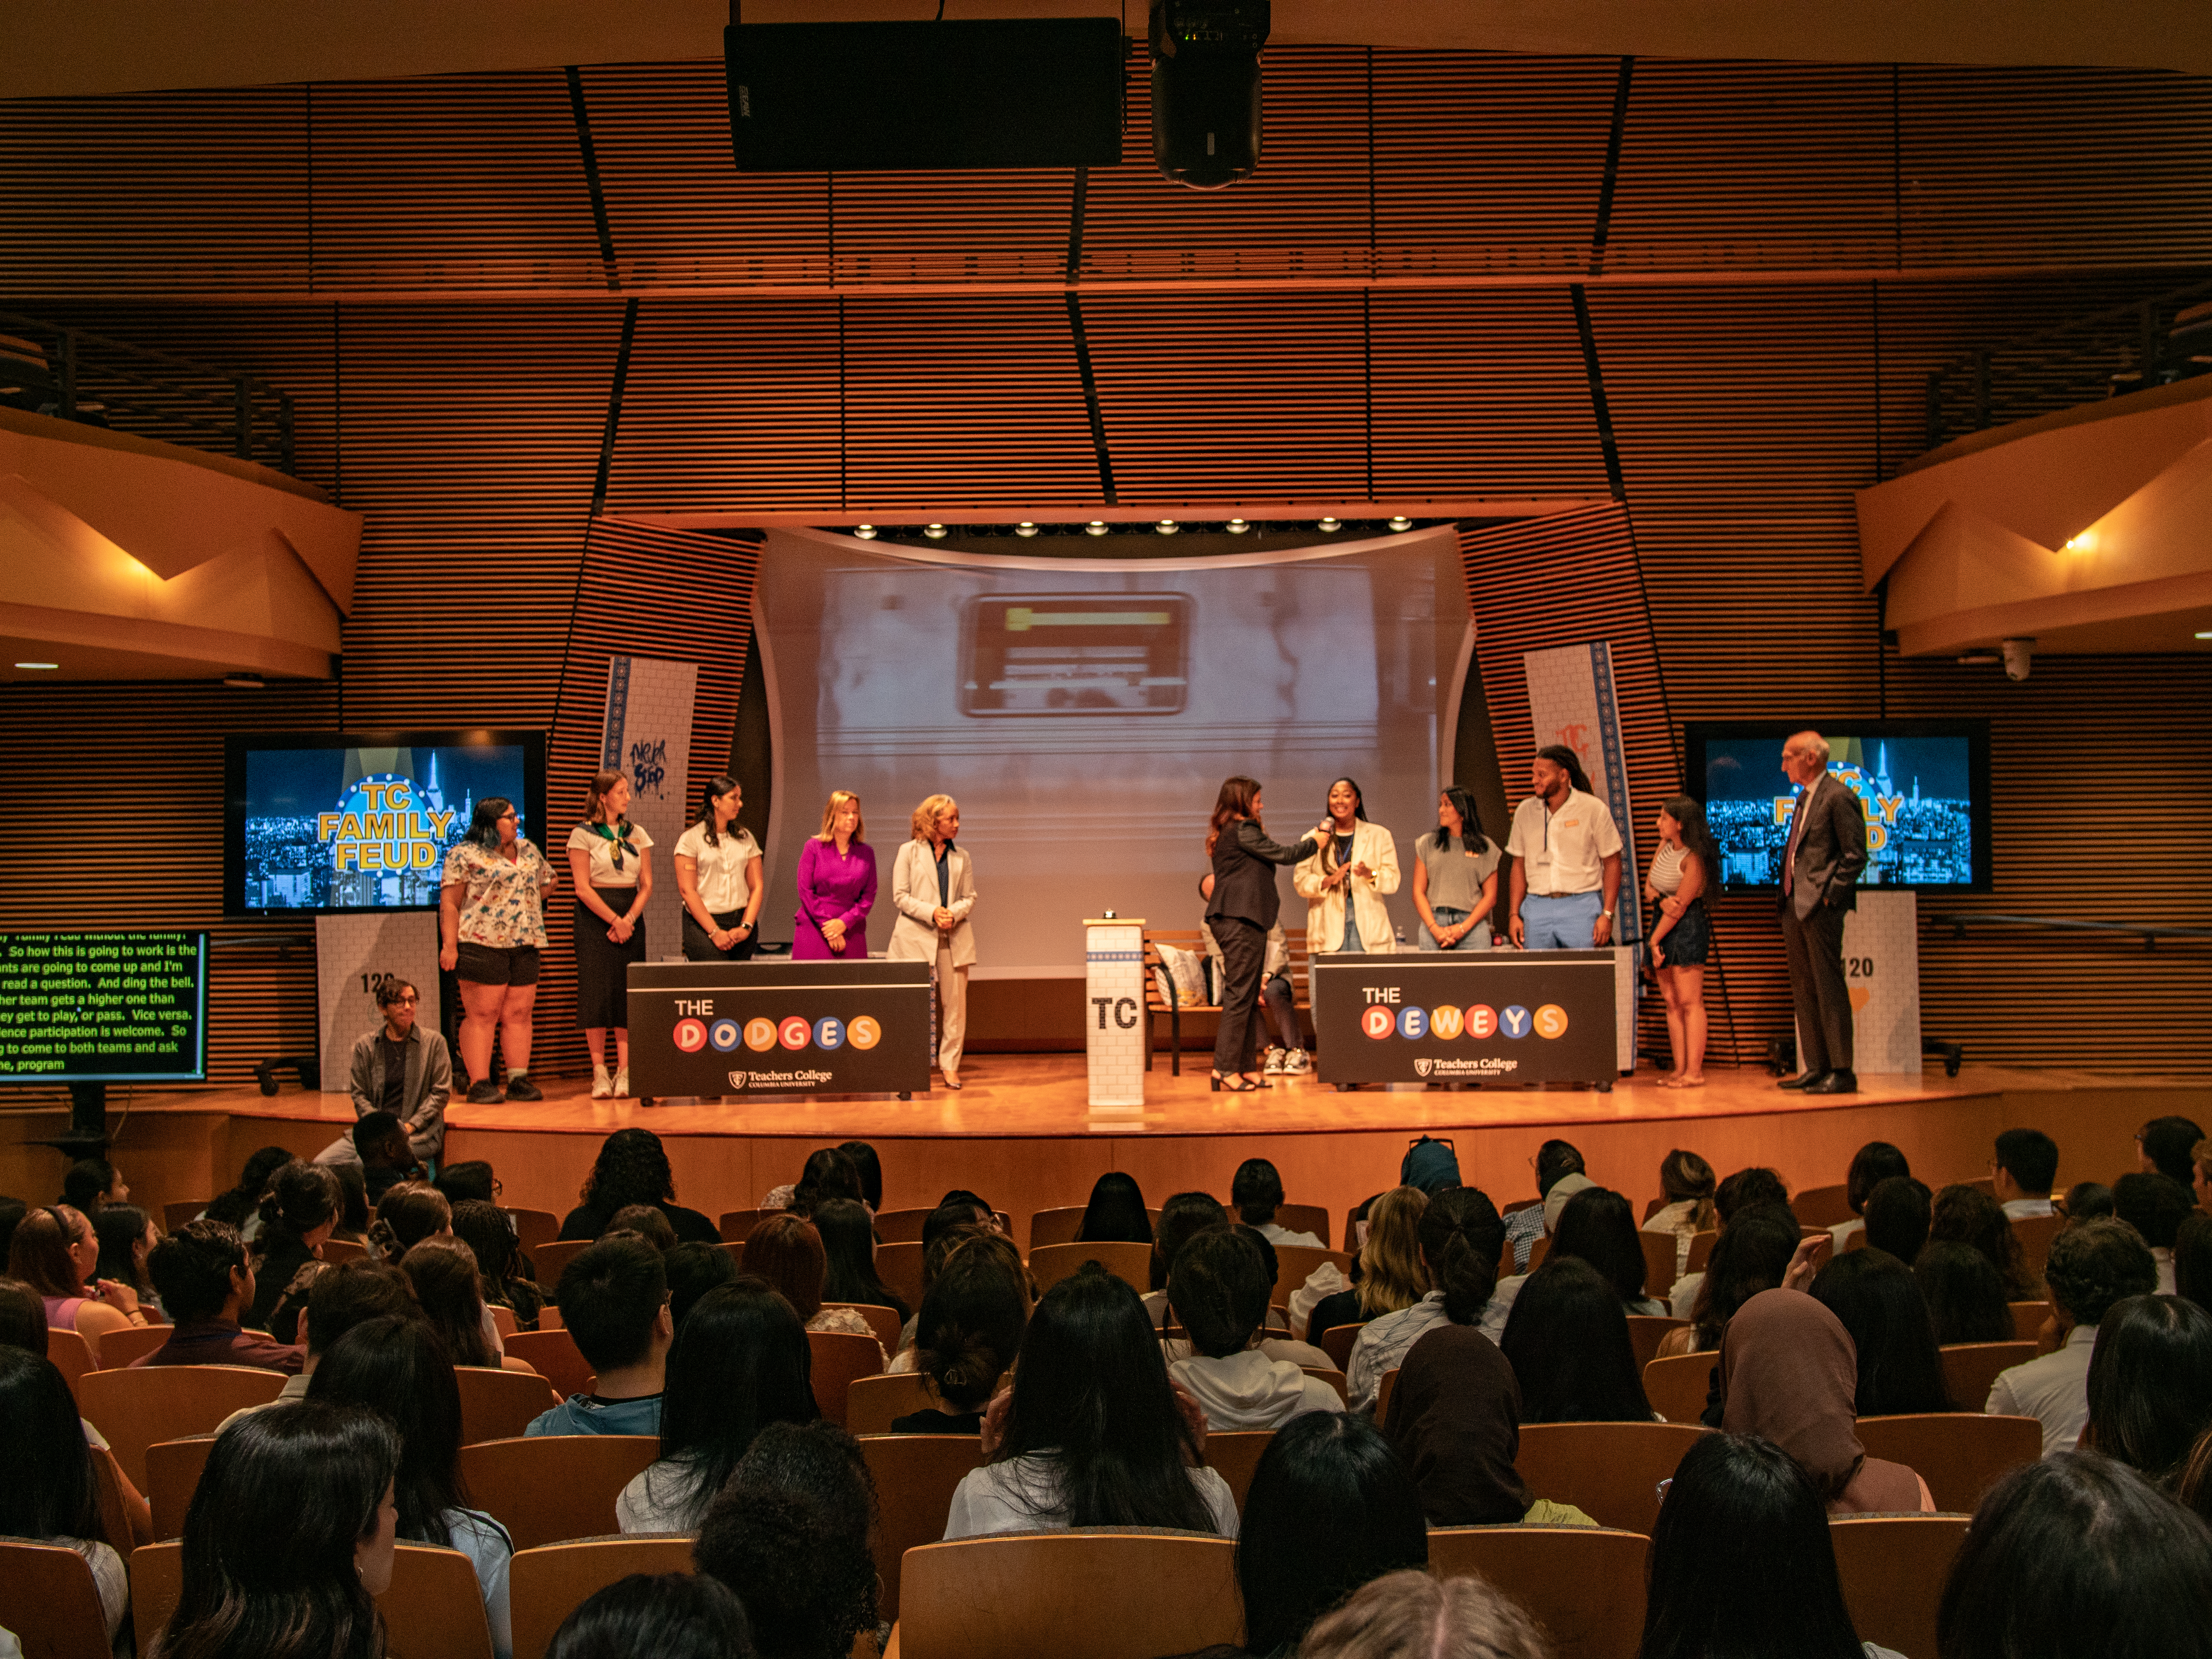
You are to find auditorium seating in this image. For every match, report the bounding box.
[848,1371,940,1434]
[454,1366,561,1444]
[0,1538,114,1659]
[1831,1513,1972,1659]
[856,1432,987,1622]
[530,1240,592,1282]
[1637,1232,1680,1298]
[132,1539,496,1659]
[1627,1316,1690,1374]
[895,1530,1240,1659]
[1685,1230,1719,1273]
[162,1200,209,1233]
[1514,1421,1708,1536]
[1304,1365,1348,1403]
[1939,1342,2037,1412]
[2010,1301,2049,1340]
[877,1242,927,1311]
[874,1207,935,1243]
[1642,1353,1714,1425]
[717,1208,765,1242]
[1273,1244,1353,1292]
[46,1324,93,1400]
[1316,1324,1361,1371]
[502,1329,594,1400]
[1790,1183,1855,1228]
[457,1435,661,1550]
[1199,1429,1272,1510]
[1028,1240,1153,1297]
[92,1441,140,1551]
[824,1301,904,1349]
[1377,1367,1399,1423]
[2011,1213,2065,1275]
[491,1303,519,1339]
[146,1436,216,1539]
[809,1329,886,1426]
[93,1323,176,1369]
[504,1206,560,1252]
[1274,1203,1333,1247]
[79,1365,286,1487]
[1425,1526,1648,1659]
[1855,1414,2043,1513]
[321,1237,366,1264]
[509,1537,697,1659]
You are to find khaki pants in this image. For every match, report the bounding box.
[934,941,968,1078]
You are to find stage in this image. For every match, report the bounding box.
[4,1058,2200,1254]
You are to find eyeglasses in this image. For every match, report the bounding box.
[391,993,419,1005]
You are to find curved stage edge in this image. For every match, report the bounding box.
[7,1059,2199,1253]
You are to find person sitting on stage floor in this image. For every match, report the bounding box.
[1830,1140,1910,1252]
[346,978,451,1167]
[136,1219,304,1373]
[1144,1191,1231,1329]
[560,1127,718,1245]
[1665,1165,1791,1318]
[1862,1174,1932,1264]
[1502,1138,1585,1274]
[1231,1157,1323,1248]
[743,1213,885,1360]
[2114,1173,2195,1296]
[1993,1128,2061,1220]
[1075,1171,1153,1244]
[1349,1188,1504,1415]
[1988,1217,2158,1458]
[900,1234,1032,1435]
[1199,873,1307,1076]
[314,1109,422,1205]
[528,1234,673,1437]
[1168,1225,1343,1432]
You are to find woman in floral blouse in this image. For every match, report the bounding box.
[439,795,557,1105]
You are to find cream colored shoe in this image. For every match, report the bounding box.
[614,1066,630,1097]
[591,1065,614,1099]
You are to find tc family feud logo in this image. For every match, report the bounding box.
[317,774,460,871]
[671,1013,884,1054]
[1357,986,1570,1042]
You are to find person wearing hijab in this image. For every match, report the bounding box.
[1717,1289,1935,1514]
[1381,1323,1595,1528]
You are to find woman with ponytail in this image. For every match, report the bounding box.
[369,1183,453,1262]
[899,1234,1032,1433]
[674,774,764,964]
[248,1161,340,1335]
[1345,1187,1505,1414]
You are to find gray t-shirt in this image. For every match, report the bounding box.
[1416,831,1499,911]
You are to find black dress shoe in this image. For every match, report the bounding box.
[1803,1070,1858,1095]
[1777,1070,1829,1091]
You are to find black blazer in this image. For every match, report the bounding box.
[1779,775,1868,919]
[1207,819,1319,931]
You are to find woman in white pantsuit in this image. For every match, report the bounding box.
[888,794,978,1089]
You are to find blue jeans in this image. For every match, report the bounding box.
[1521,891,1601,949]
[1418,905,1493,951]
[1340,901,1364,952]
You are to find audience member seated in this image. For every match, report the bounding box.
[404,1237,531,1371]
[1807,1247,1953,1416]
[2136,1115,2206,1188]
[836,1141,884,1212]
[620,1279,819,1534]
[0,1348,128,1644]
[2060,1180,2114,1220]
[1717,1289,1933,1511]
[886,1212,999,1362]
[1641,1431,1899,1659]
[138,1219,304,1372]
[1212,1413,1428,1659]
[1832,1141,1911,1252]
[1929,1184,2038,1300]
[743,1214,884,1355]
[1639,1148,1716,1284]
[220,1259,421,1429]
[944,1263,1238,1537]
[2176,1215,2212,1312]
[1193,1225,1334,1370]
[159,1402,401,1659]
[1991,1128,2059,1219]
[2112,1173,2194,1295]
[93,1202,161,1320]
[1665,1165,1790,1318]
[1167,1226,1342,1431]
[434,1161,501,1206]
[7,1202,148,1360]
[316,1109,422,1206]
[1481,1185,1662,1342]
[1988,1216,2157,1457]
[528,1234,673,1436]
[453,1200,546,1331]
[1913,1238,2015,1346]
[309,1317,515,1658]
[1147,1191,1232,1327]
[1382,1319,1592,1527]
[696,1420,880,1659]
[560,1129,718,1244]
[330,1162,373,1246]
[544,1572,755,1659]
[1231,1157,1323,1249]
[1499,1257,1656,1423]
[760,1147,866,1219]
[1305,1185,1429,1347]
[1350,1189,1503,1413]
[1861,1175,1932,1264]
[665,1239,740,1328]
[1937,1452,2212,1659]
[0,1197,27,1268]
[1297,1569,1548,1659]
[1502,1138,1583,1274]
[607,1203,681,1254]
[900,1234,1030,1433]
[204,1144,294,1238]
[60,1156,127,1214]
[370,1182,455,1260]
[816,1197,911,1323]
[247,1160,341,1337]
[2082,1293,2212,1488]
[1075,1170,1154,1244]
[1657,1204,1799,1360]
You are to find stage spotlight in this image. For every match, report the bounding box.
[853,524,878,539]
[923,523,949,539]
[1015,521,1039,537]
[1388,515,1412,532]
[1148,0,1270,190]
[1225,518,1249,534]
[1317,516,1341,532]
[1156,518,1179,535]
[1086,520,1110,536]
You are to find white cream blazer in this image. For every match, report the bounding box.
[887,838,978,968]
[1293,819,1401,955]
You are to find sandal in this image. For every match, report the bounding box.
[1213,1072,1261,1093]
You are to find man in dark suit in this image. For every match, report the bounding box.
[1776,731,1867,1095]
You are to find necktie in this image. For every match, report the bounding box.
[1784,778,1813,894]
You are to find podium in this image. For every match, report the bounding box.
[1084,918,1146,1115]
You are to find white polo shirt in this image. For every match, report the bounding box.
[1506,789,1623,897]
[1987,1322,2097,1458]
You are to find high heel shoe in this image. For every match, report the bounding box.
[1212,1071,1260,1093]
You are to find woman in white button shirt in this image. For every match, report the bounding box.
[674,774,764,963]
[1295,777,1401,957]
[888,794,977,1089]
[566,770,653,1100]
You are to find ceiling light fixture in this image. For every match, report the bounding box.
[1225,518,1249,534]
[2197,630,2212,640]
[1388,515,1413,532]
[1086,521,1109,536]
[1015,521,1039,537]
[853,524,878,540]
[1156,519,1179,535]
[1317,516,1342,532]
[923,523,949,540]
[14,661,58,670]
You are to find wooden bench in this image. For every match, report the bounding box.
[1140,928,1313,1076]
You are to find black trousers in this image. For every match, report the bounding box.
[682,908,759,962]
[1212,915,1269,1076]
[1780,901,1853,1073]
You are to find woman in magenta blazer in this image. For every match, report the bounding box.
[793,789,877,960]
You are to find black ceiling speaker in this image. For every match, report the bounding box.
[726,17,1125,171]
[1149,0,1269,189]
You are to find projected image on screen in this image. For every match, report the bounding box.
[1703,735,1976,888]
[756,530,1471,974]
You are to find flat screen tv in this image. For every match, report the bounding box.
[224,731,548,914]
[1682,720,1991,893]
[0,931,208,1084]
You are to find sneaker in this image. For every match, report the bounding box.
[1284,1049,1312,1074]
[504,1072,543,1102]
[590,1065,614,1100]
[614,1067,630,1098]
[466,1079,505,1105]
[1263,1047,1286,1075]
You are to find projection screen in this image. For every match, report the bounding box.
[753,525,1474,976]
